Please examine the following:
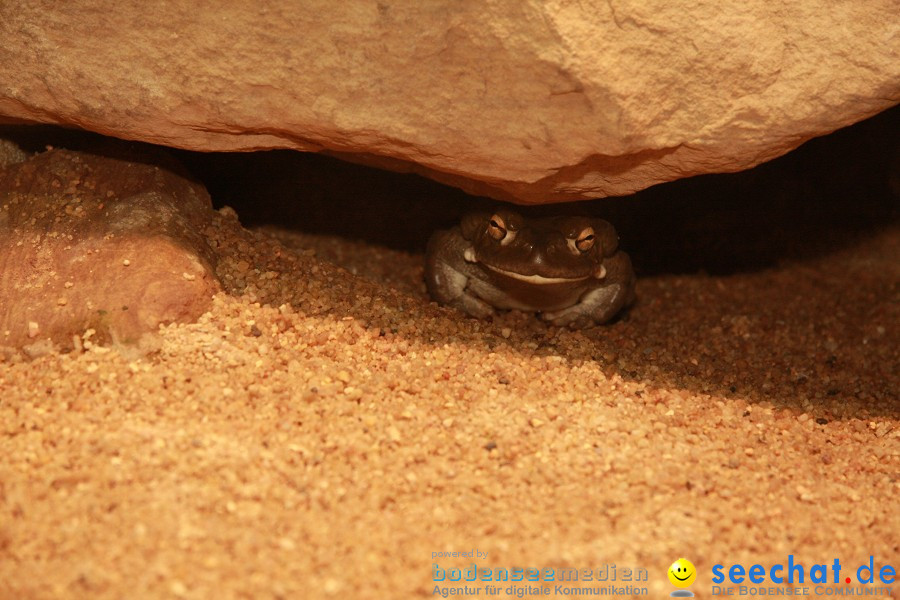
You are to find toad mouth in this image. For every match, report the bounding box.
[481,263,591,285]
[464,247,606,283]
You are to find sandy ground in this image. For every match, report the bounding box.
[0,208,897,600]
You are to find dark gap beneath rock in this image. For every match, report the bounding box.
[3,104,897,276]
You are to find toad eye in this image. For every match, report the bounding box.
[487,214,516,245]
[574,227,596,252]
[488,215,506,239]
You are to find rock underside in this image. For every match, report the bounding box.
[0,1,898,202]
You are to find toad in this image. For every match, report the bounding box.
[425,209,635,328]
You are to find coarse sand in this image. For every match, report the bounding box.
[0,206,897,599]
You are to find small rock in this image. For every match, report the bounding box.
[0,146,222,350]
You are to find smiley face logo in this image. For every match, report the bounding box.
[668,558,697,588]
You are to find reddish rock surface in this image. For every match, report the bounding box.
[0,144,221,351]
[0,2,897,202]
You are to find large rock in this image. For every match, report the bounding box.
[0,144,221,350]
[0,1,897,203]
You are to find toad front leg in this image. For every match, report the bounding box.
[542,251,636,328]
[424,228,496,319]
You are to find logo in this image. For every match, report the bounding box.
[710,555,896,596]
[430,558,650,596]
[668,558,697,597]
